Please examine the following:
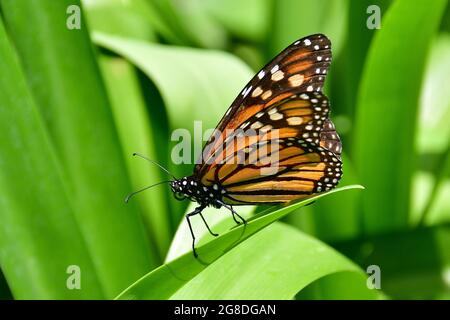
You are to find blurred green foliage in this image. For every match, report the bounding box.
[0,0,449,299]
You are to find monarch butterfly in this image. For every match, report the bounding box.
[128,34,342,257]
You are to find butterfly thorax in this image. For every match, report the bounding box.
[170,176,224,208]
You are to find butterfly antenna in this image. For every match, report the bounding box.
[132,152,176,179]
[125,180,172,203]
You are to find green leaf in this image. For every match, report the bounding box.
[0,0,155,297]
[99,56,172,261]
[115,185,364,299]
[353,0,448,234]
[333,0,391,118]
[172,222,379,299]
[417,34,450,154]
[0,16,102,299]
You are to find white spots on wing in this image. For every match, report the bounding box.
[260,124,273,132]
[213,184,219,190]
[314,45,319,50]
[317,56,323,61]
[251,86,263,98]
[242,85,253,97]
[255,111,264,118]
[261,90,272,100]
[287,117,303,125]
[182,180,187,185]
[268,108,278,115]
[302,132,310,138]
[257,70,265,79]
[311,98,318,103]
[250,121,263,129]
[305,124,313,130]
[271,70,285,81]
[315,68,321,74]
[288,74,304,87]
[304,39,311,46]
[270,65,279,74]
[300,93,309,100]
[270,112,283,121]
[294,40,300,45]
[240,121,250,129]
[307,85,314,92]
[225,107,232,116]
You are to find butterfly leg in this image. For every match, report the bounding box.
[216,200,247,225]
[199,212,219,237]
[185,211,198,258]
[186,205,217,258]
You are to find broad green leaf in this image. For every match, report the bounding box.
[417,34,450,154]
[353,0,447,234]
[0,17,102,299]
[116,185,364,299]
[0,0,154,297]
[93,33,253,137]
[334,0,391,117]
[172,223,379,299]
[99,56,171,261]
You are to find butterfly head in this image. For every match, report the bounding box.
[170,176,224,207]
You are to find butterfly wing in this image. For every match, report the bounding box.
[193,34,341,204]
[195,34,332,177]
[198,92,342,204]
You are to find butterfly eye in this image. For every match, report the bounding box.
[174,192,187,201]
